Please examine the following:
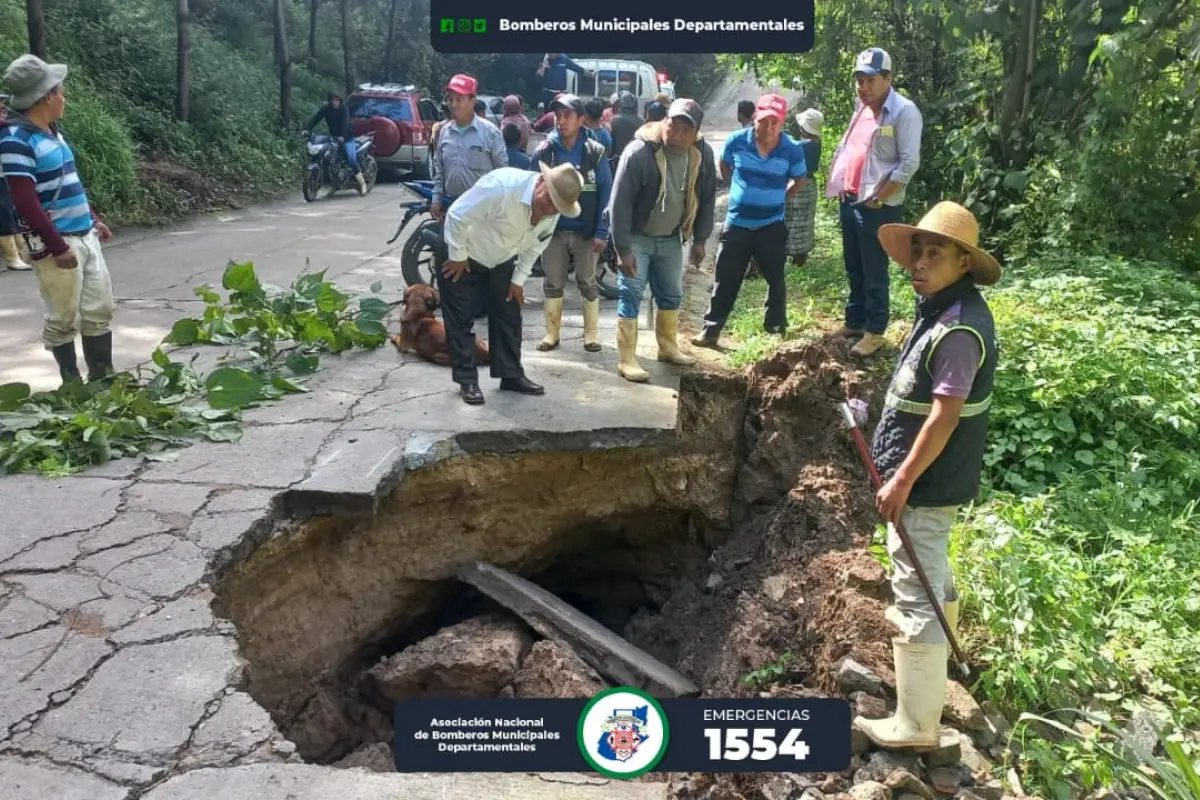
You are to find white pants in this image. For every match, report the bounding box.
[33,230,114,348]
[886,504,959,644]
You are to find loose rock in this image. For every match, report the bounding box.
[836,658,883,696]
[844,561,887,592]
[761,776,800,800]
[854,750,922,784]
[943,681,988,731]
[367,614,533,700]
[929,763,975,795]
[851,728,871,755]
[923,728,964,767]
[762,575,789,602]
[885,768,936,800]
[332,742,394,772]
[513,640,607,698]
[851,691,888,720]
[848,781,891,800]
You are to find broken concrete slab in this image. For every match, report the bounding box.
[143,421,342,487]
[0,623,114,733]
[182,691,283,769]
[0,477,126,564]
[368,614,533,701]
[111,596,217,645]
[279,428,409,518]
[0,756,131,800]
[459,561,699,698]
[141,762,671,799]
[514,639,608,698]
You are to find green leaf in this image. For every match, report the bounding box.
[294,271,328,300]
[370,281,384,293]
[286,351,320,374]
[0,383,31,412]
[316,283,349,313]
[1052,411,1076,434]
[200,421,244,443]
[222,262,261,294]
[151,348,171,369]
[164,318,202,346]
[205,367,267,409]
[194,285,222,304]
[354,317,389,339]
[1075,450,1096,466]
[358,297,391,320]
[271,376,308,394]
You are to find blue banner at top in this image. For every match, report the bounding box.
[429,0,815,54]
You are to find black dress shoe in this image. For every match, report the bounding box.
[460,383,485,405]
[499,376,545,395]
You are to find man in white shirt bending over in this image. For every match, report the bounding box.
[441,161,584,406]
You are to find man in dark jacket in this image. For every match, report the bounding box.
[608,91,641,163]
[531,94,612,354]
[607,98,717,382]
[536,54,593,106]
[305,93,365,194]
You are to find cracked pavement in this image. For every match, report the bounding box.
[0,183,684,798]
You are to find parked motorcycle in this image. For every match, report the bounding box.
[301,132,379,202]
[386,180,619,300]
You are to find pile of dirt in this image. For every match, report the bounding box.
[629,336,896,699]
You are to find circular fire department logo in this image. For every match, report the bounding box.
[577,687,670,779]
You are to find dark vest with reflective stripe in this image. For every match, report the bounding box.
[870,278,997,508]
[531,133,606,237]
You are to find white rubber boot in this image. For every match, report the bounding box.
[582,297,601,352]
[853,640,947,750]
[617,318,649,382]
[944,598,959,642]
[655,309,695,365]
[538,297,563,351]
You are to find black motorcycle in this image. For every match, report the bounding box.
[302,132,379,202]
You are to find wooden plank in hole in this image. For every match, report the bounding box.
[458,561,700,698]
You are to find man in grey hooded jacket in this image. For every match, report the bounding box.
[608,91,642,163]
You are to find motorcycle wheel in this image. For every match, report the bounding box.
[596,261,620,300]
[302,168,322,203]
[361,155,379,195]
[401,221,439,287]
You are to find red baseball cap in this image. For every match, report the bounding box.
[754,94,788,123]
[445,73,478,96]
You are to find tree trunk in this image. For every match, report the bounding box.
[26,0,47,60]
[273,0,291,124]
[308,0,319,64]
[997,0,1039,165]
[383,0,399,81]
[176,0,191,122]
[341,0,354,95]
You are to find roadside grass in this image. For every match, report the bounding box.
[719,201,1200,798]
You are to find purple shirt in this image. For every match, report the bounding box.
[930,331,981,399]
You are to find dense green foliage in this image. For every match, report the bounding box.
[0,264,389,475]
[0,0,718,225]
[720,207,1200,798]
[732,0,1200,271]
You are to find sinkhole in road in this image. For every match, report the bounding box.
[212,375,749,766]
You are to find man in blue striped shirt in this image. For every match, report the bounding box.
[694,94,807,347]
[1,54,115,384]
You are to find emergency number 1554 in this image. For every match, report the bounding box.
[703,728,811,761]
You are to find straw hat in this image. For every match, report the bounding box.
[878,201,1001,285]
[537,161,582,218]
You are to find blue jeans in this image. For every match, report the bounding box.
[840,199,903,334]
[342,140,359,172]
[617,233,685,319]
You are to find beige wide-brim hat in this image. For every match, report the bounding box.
[878,201,1002,286]
[4,54,67,111]
[538,161,582,218]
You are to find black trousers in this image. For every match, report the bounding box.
[443,194,489,319]
[700,220,789,338]
[0,177,19,236]
[436,258,525,386]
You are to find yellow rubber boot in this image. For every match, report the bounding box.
[944,598,959,643]
[655,309,695,365]
[582,298,601,352]
[1,236,30,271]
[853,640,947,750]
[617,318,649,382]
[538,297,563,351]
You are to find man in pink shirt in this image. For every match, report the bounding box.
[826,48,923,358]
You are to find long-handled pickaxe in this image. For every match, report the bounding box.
[838,401,970,678]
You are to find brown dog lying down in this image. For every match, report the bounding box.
[391,282,489,366]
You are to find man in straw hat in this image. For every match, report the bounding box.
[853,200,1000,751]
[439,162,584,405]
[1,54,116,384]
